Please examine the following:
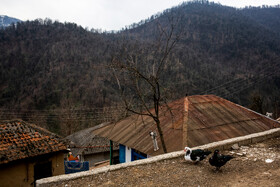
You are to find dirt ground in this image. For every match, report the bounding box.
[58,137,280,187]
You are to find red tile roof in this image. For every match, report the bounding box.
[0,120,67,164]
[93,95,280,156]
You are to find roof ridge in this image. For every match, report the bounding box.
[0,119,62,138]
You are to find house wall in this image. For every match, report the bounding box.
[51,152,65,176]
[119,144,132,163]
[0,152,65,187]
[84,150,119,167]
[119,144,148,163]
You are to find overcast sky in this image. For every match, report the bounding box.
[1,0,279,31]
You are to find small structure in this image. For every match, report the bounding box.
[64,123,119,167]
[93,95,280,163]
[0,119,68,186]
[266,112,273,118]
[64,160,89,174]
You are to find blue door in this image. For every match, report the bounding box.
[119,144,126,163]
[131,149,147,161]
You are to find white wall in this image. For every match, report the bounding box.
[125,146,132,163]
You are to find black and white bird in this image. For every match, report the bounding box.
[184,147,212,163]
[209,150,234,170]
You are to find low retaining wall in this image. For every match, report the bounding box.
[37,127,280,187]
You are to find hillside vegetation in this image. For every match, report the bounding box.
[0,1,280,135]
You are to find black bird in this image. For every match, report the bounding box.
[184,147,212,163]
[209,150,234,170]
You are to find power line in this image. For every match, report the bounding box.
[1,61,279,122]
[199,62,280,96]
[220,68,280,99]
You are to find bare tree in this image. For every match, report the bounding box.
[111,15,183,153]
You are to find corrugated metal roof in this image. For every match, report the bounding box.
[186,95,277,147]
[93,95,279,156]
[64,122,119,156]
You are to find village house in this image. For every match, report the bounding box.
[93,95,280,163]
[0,120,68,187]
[64,122,119,168]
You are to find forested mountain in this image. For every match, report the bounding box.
[241,5,280,35]
[1,1,280,135]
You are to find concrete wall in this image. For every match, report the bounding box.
[37,128,280,187]
[0,152,65,187]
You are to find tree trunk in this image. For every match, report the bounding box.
[155,120,167,153]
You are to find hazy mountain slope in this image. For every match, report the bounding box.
[0,15,21,28]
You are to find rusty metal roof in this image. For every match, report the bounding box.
[186,95,278,147]
[93,95,279,156]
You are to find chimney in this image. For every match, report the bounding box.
[183,96,189,148]
[266,112,273,118]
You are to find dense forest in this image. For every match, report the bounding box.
[0,1,280,136]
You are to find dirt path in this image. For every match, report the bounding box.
[58,137,280,187]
